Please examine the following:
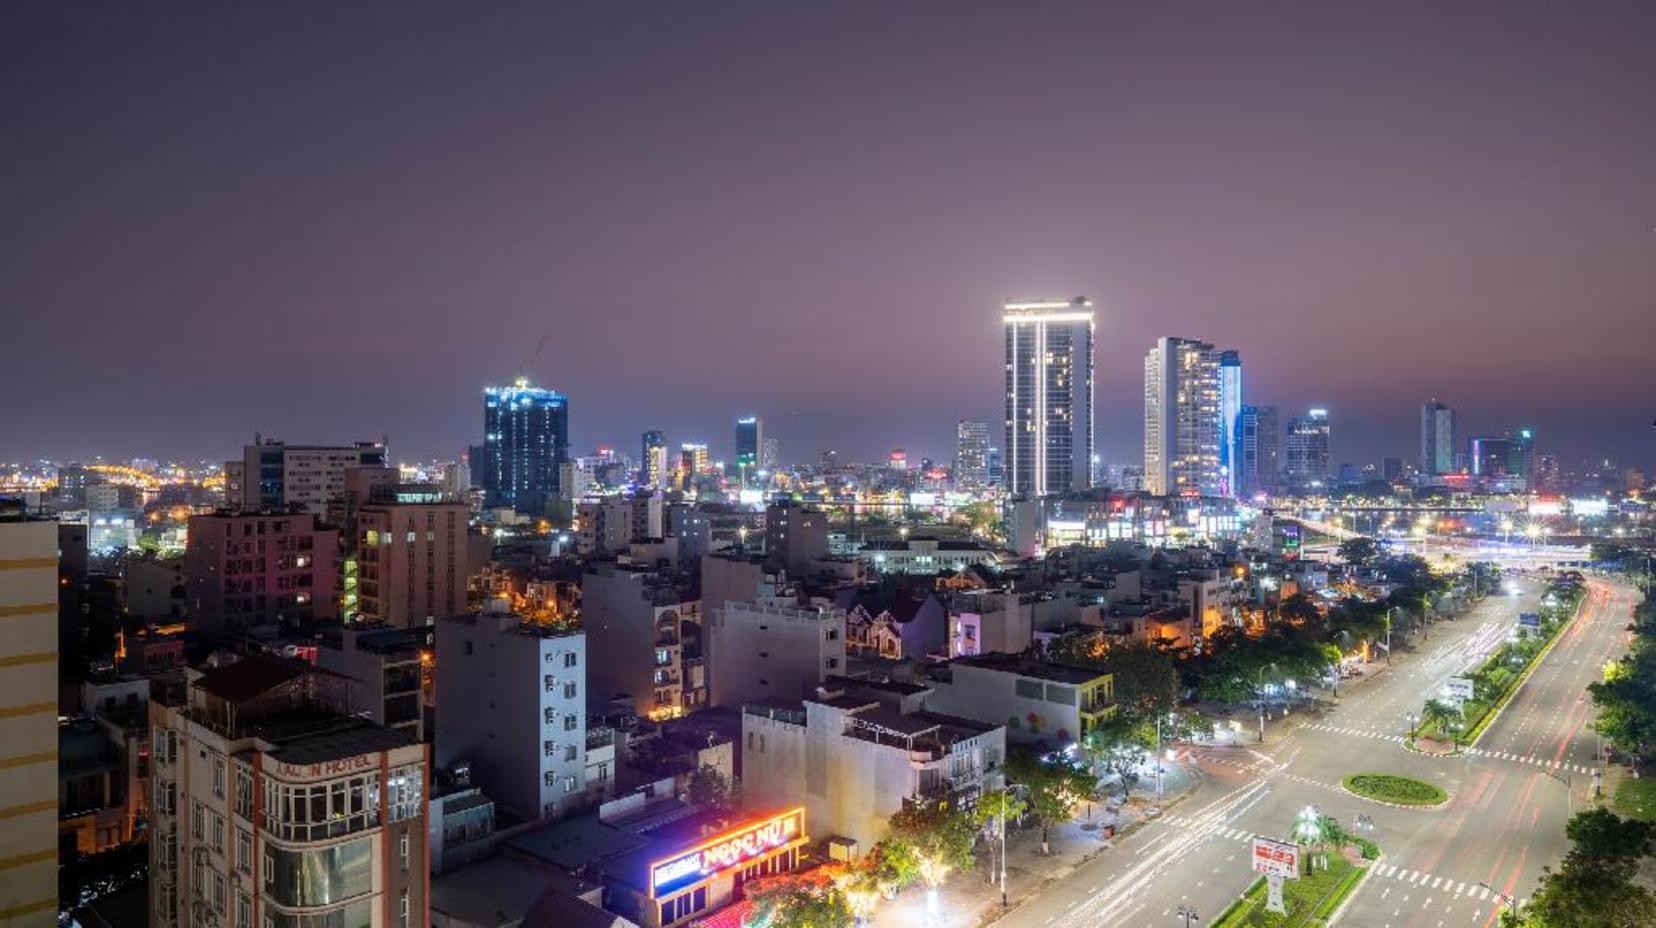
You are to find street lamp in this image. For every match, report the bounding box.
[1478,883,1517,914]
[1405,712,1419,742]
[1256,663,1276,743]
[1544,770,1573,816]
[1175,905,1199,928]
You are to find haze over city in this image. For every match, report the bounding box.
[6,7,1656,928]
[4,1,1654,467]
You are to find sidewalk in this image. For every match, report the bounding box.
[867,769,1202,928]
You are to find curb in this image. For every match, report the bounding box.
[1338,780,1449,811]
[1324,855,1379,926]
[1468,593,1587,749]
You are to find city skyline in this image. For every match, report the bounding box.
[3,4,1653,468]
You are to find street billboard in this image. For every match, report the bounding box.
[1251,836,1300,878]
[1445,677,1475,701]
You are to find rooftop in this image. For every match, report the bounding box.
[265,720,416,765]
[950,652,1108,685]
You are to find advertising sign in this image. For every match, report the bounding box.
[1251,836,1300,878]
[650,808,806,897]
[1445,677,1475,701]
[1517,612,1542,630]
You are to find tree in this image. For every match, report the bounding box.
[1337,536,1380,567]
[1564,807,1652,862]
[886,800,977,890]
[1279,592,1323,628]
[746,875,855,928]
[972,787,1029,831]
[1060,641,1180,726]
[1005,750,1094,854]
[1589,645,1656,755]
[1420,698,1462,742]
[1503,809,1656,928]
[686,763,732,808]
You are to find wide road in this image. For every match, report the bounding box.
[986,574,1635,928]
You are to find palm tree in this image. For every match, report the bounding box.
[1421,698,1462,743]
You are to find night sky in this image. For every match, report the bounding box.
[4,2,1653,470]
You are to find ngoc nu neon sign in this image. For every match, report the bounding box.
[649,808,805,897]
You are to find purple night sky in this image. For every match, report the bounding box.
[3,2,1653,470]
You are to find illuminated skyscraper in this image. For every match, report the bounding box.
[1284,409,1331,489]
[1509,428,1536,484]
[1420,400,1455,475]
[679,443,710,483]
[642,430,669,488]
[953,419,990,490]
[1143,337,1226,497]
[482,377,569,514]
[1219,350,1243,497]
[1237,404,1280,496]
[1003,298,1095,497]
[735,416,763,486]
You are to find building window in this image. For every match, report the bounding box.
[544,708,557,725]
[214,873,227,912]
[563,714,577,731]
[213,756,226,798]
[237,893,251,928]
[400,889,410,928]
[400,832,411,870]
[544,740,556,757]
[387,764,423,823]
[563,775,577,793]
[563,682,578,699]
[563,745,577,762]
[191,800,204,840]
[563,651,578,668]
[237,828,252,874]
[544,674,555,692]
[213,813,225,852]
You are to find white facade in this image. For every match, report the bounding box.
[706,601,846,709]
[923,656,1115,746]
[742,686,1004,849]
[1143,337,1225,497]
[0,517,57,928]
[435,614,587,822]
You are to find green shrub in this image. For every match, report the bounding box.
[1343,774,1448,806]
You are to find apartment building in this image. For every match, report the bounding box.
[148,654,428,928]
[0,507,58,928]
[434,613,587,822]
[579,566,704,721]
[705,601,846,709]
[741,680,1004,849]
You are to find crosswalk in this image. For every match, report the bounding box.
[1300,722,1598,775]
[1461,746,1596,776]
[1365,862,1527,907]
[1302,722,1409,743]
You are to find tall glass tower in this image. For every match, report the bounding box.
[735,416,763,487]
[1219,350,1243,498]
[1003,298,1094,497]
[642,430,668,488]
[1143,337,1226,497]
[482,378,568,514]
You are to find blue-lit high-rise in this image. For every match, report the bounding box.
[1218,350,1242,497]
[735,416,763,486]
[482,378,569,514]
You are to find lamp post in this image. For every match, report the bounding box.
[1544,770,1573,816]
[997,802,1008,908]
[1175,905,1199,928]
[1479,883,1517,915]
[1405,712,1419,743]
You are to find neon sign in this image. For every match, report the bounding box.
[650,809,805,897]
